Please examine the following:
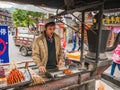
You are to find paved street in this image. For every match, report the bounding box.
[9,34,32,62]
[9,34,120,77]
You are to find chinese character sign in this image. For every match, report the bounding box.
[0,26,9,63]
[93,15,120,24]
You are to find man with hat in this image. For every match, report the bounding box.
[32,21,63,73]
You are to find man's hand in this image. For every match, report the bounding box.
[38,66,46,73]
[57,60,63,68]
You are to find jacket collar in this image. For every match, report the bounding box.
[41,32,58,57]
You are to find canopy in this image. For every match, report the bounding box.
[0,0,120,15]
[0,1,63,14]
[0,0,119,10]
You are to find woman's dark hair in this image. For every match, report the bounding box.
[45,22,55,28]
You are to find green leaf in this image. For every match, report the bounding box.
[12,9,44,28]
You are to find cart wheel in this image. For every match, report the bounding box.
[21,47,28,56]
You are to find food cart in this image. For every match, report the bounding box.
[0,0,120,90]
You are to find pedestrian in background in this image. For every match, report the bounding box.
[72,32,77,51]
[110,44,120,76]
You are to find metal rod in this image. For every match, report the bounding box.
[80,11,85,60]
[95,3,104,62]
[71,13,97,35]
[60,21,78,31]
[55,18,78,31]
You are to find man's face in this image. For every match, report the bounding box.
[45,25,55,38]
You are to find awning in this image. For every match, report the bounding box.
[0,0,120,11]
[0,1,63,14]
